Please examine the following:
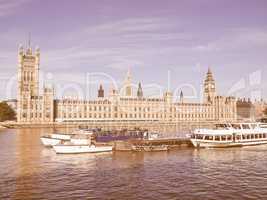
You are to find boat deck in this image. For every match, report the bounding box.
[114,138,192,151]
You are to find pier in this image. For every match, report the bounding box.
[113,138,193,151]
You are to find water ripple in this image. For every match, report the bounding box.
[1,128,267,199]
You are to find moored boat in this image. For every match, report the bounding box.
[52,133,113,154]
[40,128,95,147]
[190,123,267,148]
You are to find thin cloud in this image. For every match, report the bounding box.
[194,28,267,52]
[0,0,31,17]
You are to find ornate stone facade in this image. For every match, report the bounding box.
[17,44,54,123]
[54,67,236,123]
[17,44,237,124]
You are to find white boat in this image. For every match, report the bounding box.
[53,145,113,154]
[190,123,267,148]
[40,129,95,147]
[52,133,112,154]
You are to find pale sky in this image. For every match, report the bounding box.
[0,0,267,101]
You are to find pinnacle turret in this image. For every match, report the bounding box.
[137,82,143,98]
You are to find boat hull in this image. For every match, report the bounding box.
[190,139,267,148]
[53,145,113,154]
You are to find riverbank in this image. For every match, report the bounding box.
[2,120,216,133]
[0,123,7,130]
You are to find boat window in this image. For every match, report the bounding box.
[232,124,241,129]
[236,135,241,140]
[204,136,213,140]
[227,135,232,140]
[242,124,250,129]
[215,136,220,141]
[263,134,266,138]
[216,124,227,130]
[255,134,258,139]
[196,134,203,139]
[242,135,246,140]
[221,136,226,141]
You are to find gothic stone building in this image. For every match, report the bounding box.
[17,45,54,123]
[17,44,237,124]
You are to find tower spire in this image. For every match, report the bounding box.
[137,82,143,98]
[124,67,132,97]
[28,32,31,48]
[98,84,104,98]
[203,67,216,103]
[180,90,184,103]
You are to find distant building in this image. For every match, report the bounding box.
[16,43,237,124]
[236,99,267,121]
[236,99,255,121]
[254,100,267,119]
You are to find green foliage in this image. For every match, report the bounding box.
[0,102,16,122]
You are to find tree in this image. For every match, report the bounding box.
[0,102,16,122]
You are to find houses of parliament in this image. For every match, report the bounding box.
[17,43,237,125]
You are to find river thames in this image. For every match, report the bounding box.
[1,128,267,200]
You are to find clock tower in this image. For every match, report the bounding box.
[204,68,216,103]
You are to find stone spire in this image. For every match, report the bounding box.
[98,84,104,98]
[124,68,132,97]
[205,67,214,82]
[28,32,31,48]
[180,90,184,103]
[26,32,32,55]
[137,82,143,98]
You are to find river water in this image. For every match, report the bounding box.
[1,128,267,200]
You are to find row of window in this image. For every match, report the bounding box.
[22,113,51,118]
[58,105,220,113]
[195,133,267,141]
[59,112,224,119]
